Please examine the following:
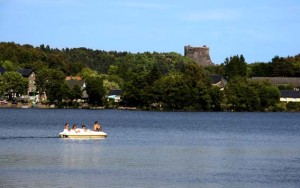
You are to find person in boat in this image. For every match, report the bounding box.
[82,124,89,132]
[93,121,102,131]
[64,123,70,132]
[71,124,79,133]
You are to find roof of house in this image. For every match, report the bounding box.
[280,90,300,98]
[0,66,5,74]
[210,75,227,88]
[251,77,300,87]
[211,75,224,84]
[66,80,85,88]
[17,69,34,77]
[108,89,123,96]
[66,76,82,81]
[66,79,88,98]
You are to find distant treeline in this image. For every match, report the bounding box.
[0,42,299,111]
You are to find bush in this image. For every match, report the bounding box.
[286,102,300,111]
[272,102,287,112]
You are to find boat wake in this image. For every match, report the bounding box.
[0,136,58,140]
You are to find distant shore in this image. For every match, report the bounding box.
[0,103,137,110]
[1,102,299,112]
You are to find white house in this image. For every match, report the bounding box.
[280,90,300,103]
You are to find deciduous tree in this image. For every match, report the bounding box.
[224,55,247,80]
[35,68,66,103]
[0,71,28,99]
[85,76,105,106]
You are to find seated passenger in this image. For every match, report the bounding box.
[81,124,89,132]
[71,124,79,133]
[64,123,70,132]
[93,121,102,131]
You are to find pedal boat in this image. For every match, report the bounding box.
[59,129,107,139]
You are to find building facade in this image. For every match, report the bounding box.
[184,45,213,66]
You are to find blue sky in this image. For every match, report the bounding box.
[0,0,299,64]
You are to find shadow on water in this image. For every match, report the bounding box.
[0,136,107,141]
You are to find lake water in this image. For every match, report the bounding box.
[0,109,299,188]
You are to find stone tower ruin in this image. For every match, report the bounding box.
[184,45,213,66]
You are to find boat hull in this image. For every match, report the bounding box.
[59,131,107,139]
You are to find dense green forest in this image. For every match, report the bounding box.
[0,42,300,111]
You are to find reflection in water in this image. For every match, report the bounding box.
[61,139,105,168]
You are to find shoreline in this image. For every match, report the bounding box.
[0,104,138,110]
[1,104,299,112]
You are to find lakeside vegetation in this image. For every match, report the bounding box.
[0,42,300,111]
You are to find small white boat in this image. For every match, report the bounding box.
[59,130,107,139]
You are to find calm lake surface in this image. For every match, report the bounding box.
[0,109,299,188]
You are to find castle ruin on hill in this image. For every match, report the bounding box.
[184,45,213,66]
